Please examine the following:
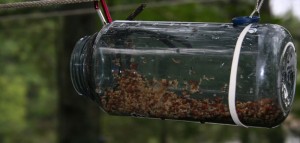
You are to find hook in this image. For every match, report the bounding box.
[100,0,113,23]
[94,1,107,26]
[250,0,264,18]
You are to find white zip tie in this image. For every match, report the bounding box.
[228,24,252,127]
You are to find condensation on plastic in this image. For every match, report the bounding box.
[70,20,297,128]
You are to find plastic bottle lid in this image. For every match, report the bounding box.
[232,16,260,26]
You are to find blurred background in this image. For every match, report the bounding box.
[0,0,300,143]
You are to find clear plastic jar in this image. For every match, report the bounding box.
[70,21,297,128]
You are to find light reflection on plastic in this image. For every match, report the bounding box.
[260,66,265,79]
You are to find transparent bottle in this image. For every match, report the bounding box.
[70,21,297,128]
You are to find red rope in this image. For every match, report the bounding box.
[100,0,113,23]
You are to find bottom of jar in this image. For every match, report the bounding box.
[99,69,286,128]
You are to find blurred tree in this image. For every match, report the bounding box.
[0,14,58,142]
[0,76,27,142]
[57,4,102,143]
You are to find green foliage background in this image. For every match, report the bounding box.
[0,0,299,143]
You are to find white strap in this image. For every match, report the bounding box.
[228,24,252,127]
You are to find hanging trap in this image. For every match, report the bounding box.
[70,0,297,128]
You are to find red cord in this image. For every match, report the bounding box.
[100,0,113,23]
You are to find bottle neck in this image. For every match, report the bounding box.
[70,34,97,97]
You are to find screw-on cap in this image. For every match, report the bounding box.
[70,36,91,96]
[232,16,260,26]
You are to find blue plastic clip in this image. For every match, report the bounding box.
[232,16,260,26]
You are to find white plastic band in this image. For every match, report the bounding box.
[229,24,253,127]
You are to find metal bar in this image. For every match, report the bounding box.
[100,0,112,23]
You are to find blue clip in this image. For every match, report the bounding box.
[232,16,260,26]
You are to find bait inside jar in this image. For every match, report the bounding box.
[70,21,297,128]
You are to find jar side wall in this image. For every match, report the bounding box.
[92,21,247,125]
[89,21,295,128]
